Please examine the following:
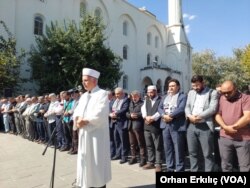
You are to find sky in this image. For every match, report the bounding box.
[127,0,250,57]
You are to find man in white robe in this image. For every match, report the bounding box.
[73,68,111,188]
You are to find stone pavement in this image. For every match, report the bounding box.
[0,132,155,188]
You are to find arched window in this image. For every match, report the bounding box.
[80,2,87,18]
[147,32,151,45]
[94,8,102,23]
[155,36,159,48]
[123,45,128,60]
[154,56,159,64]
[123,21,128,36]
[34,16,43,35]
[123,75,128,90]
[147,53,151,66]
[153,56,159,67]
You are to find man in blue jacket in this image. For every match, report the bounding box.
[158,79,187,172]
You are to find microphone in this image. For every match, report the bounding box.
[68,85,82,93]
[77,85,83,91]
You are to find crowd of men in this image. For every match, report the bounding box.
[0,90,81,155]
[1,75,250,172]
[108,75,250,172]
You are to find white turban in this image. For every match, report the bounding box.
[147,85,157,91]
[82,68,100,79]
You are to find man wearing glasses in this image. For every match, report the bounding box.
[215,80,250,172]
[158,79,187,172]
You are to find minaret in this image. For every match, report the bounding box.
[167,0,192,93]
[168,0,183,26]
[167,0,187,48]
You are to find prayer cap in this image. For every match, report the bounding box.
[82,68,100,79]
[147,85,157,91]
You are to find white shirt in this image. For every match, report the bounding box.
[141,96,161,121]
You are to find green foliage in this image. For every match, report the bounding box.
[192,48,249,91]
[29,15,122,94]
[0,20,23,94]
[241,44,250,79]
[192,50,220,87]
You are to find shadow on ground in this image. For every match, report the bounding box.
[129,185,155,188]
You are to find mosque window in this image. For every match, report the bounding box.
[147,53,151,66]
[80,2,87,18]
[94,8,102,23]
[123,21,128,36]
[123,45,128,60]
[34,16,43,36]
[153,56,159,67]
[155,36,159,48]
[147,32,151,45]
[123,75,128,90]
[155,56,158,63]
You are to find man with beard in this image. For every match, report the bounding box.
[215,80,250,172]
[185,75,219,171]
[141,85,163,172]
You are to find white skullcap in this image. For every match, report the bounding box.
[26,98,31,102]
[82,68,100,79]
[147,85,157,91]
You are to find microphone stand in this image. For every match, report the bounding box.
[42,99,72,188]
[42,123,57,188]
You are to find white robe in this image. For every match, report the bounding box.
[73,86,111,188]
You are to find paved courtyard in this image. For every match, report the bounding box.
[0,132,155,188]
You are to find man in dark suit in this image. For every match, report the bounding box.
[126,90,146,166]
[109,87,130,164]
[141,85,163,172]
[108,90,116,159]
[158,79,187,172]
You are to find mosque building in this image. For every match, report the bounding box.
[0,0,192,94]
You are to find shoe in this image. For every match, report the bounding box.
[166,168,174,172]
[143,163,155,170]
[139,159,147,167]
[119,159,127,164]
[70,150,78,155]
[67,148,73,154]
[111,155,121,160]
[42,140,48,144]
[56,145,62,149]
[60,147,69,151]
[155,165,162,172]
[128,158,137,165]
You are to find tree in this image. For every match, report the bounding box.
[192,50,220,88]
[241,44,250,79]
[0,20,23,94]
[192,48,249,91]
[29,15,122,94]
